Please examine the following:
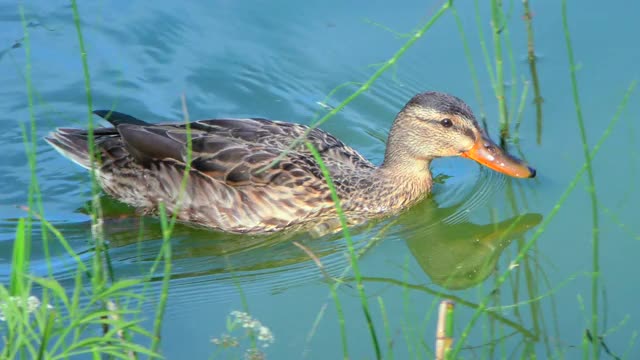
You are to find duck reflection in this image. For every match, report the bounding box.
[74,191,541,291]
[398,197,542,290]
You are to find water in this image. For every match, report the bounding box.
[1,0,639,358]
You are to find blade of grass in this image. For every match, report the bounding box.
[401,257,417,359]
[513,79,531,139]
[305,141,380,359]
[490,0,510,144]
[10,218,28,296]
[331,286,349,359]
[451,5,488,129]
[150,203,172,356]
[303,303,328,359]
[475,0,497,90]
[562,2,601,358]
[17,6,43,284]
[522,0,544,144]
[377,296,394,360]
[69,5,117,343]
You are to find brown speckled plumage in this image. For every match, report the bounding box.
[46,92,535,234]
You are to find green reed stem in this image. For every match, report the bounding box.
[144,97,194,356]
[69,0,96,193]
[401,258,417,358]
[522,0,544,144]
[167,95,193,235]
[305,218,399,355]
[151,203,172,356]
[449,80,637,358]
[561,2,601,358]
[70,0,110,293]
[451,5,487,130]
[504,182,543,344]
[6,221,31,360]
[503,25,518,128]
[513,80,530,139]
[15,7,56,357]
[69,3,144,357]
[9,219,28,296]
[490,0,509,143]
[377,296,394,360]
[623,331,638,359]
[475,0,496,88]
[18,7,35,271]
[305,141,380,359]
[260,1,452,172]
[331,288,349,359]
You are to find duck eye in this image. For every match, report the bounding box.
[440,118,453,128]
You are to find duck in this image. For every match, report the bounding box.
[46,92,535,235]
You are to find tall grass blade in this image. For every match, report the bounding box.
[377,296,394,360]
[451,5,487,129]
[522,0,544,144]
[10,218,29,296]
[490,0,510,145]
[562,1,602,357]
[305,141,380,359]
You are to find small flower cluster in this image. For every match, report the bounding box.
[211,333,239,348]
[0,295,52,321]
[231,311,275,347]
[211,310,275,359]
[244,348,266,360]
[229,310,275,347]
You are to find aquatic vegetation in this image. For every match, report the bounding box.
[211,311,275,359]
[2,0,638,359]
[0,295,52,322]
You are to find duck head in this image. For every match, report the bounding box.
[382,92,536,178]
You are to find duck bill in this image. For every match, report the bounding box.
[460,136,536,178]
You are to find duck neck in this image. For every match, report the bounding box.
[371,114,436,207]
[374,153,434,209]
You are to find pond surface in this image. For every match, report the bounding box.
[1,0,639,358]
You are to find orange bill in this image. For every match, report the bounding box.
[460,136,536,178]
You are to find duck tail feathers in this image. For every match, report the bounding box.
[45,129,94,170]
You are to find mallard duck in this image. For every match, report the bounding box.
[46,92,535,234]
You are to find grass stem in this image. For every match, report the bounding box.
[561,1,601,357]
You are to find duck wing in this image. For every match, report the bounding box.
[94,111,374,182]
[112,119,330,188]
[87,112,354,232]
[187,117,374,171]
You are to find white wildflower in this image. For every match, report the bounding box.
[26,296,40,312]
[245,319,261,329]
[211,334,239,348]
[0,295,50,322]
[244,348,265,360]
[257,325,274,347]
[216,311,275,352]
